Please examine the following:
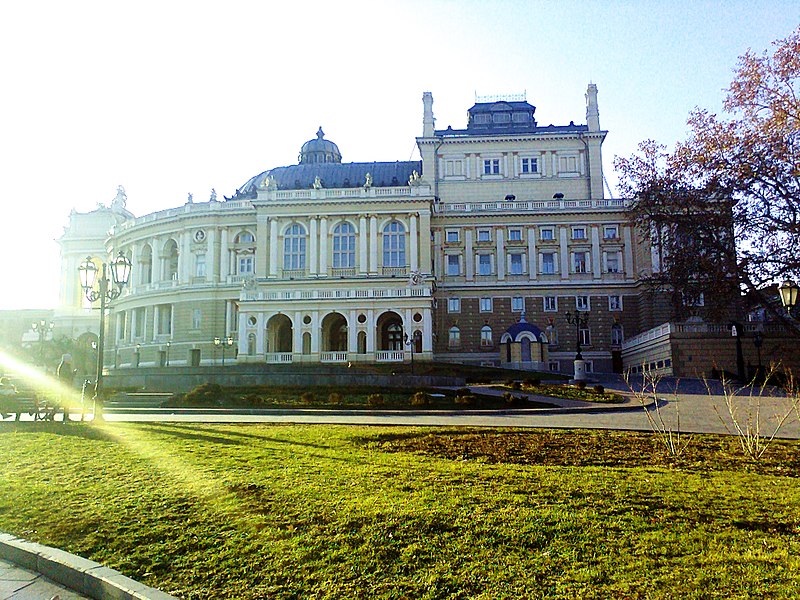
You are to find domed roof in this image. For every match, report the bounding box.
[503,315,546,342]
[299,127,342,164]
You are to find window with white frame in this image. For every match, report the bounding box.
[192,308,202,330]
[611,323,624,346]
[682,292,705,307]
[579,326,591,346]
[544,296,558,312]
[382,221,406,267]
[134,307,146,338]
[572,226,587,240]
[480,325,493,347]
[478,254,492,276]
[508,228,522,241]
[572,251,589,273]
[477,229,492,242]
[605,251,621,273]
[446,254,460,276]
[609,295,623,311]
[559,155,579,173]
[238,255,254,275]
[483,159,500,175]
[156,304,173,335]
[541,252,556,274]
[332,222,356,268]
[447,297,461,313]
[283,223,307,270]
[480,297,493,312]
[509,253,524,275]
[604,225,619,240]
[548,360,560,372]
[540,227,555,241]
[445,230,459,243]
[520,157,538,174]
[195,254,206,277]
[236,232,255,244]
[546,325,558,345]
[576,296,590,311]
[448,326,461,347]
[512,296,525,312]
[445,159,464,177]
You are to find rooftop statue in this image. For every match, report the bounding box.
[111,185,127,210]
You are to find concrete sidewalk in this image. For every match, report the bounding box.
[1,556,89,599]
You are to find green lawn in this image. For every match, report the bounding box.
[0,422,798,599]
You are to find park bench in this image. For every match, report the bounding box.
[0,391,58,421]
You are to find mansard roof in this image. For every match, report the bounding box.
[233,161,422,198]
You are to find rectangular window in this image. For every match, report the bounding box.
[445,230,459,243]
[478,254,492,276]
[447,297,461,313]
[512,296,525,312]
[576,296,590,311]
[543,296,558,312]
[448,327,461,347]
[521,157,538,174]
[541,252,556,274]
[134,307,146,338]
[579,327,591,346]
[239,256,254,275]
[604,225,619,240]
[477,229,492,242]
[480,297,493,312]
[157,304,173,335]
[192,308,202,329]
[481,328,493,347]
[540,227,555,241]
[548,361,560,372]
[509,253,523,275]
[609,295,623,311]
[445,160,463,177]
[605,252,621,273]
[446,254,460,276]
[572,227,587,240]
[483,159,500,175]
[560,155,578,172]
[195,254,206,277]
[573,251,589,273]
[508,228,522,241]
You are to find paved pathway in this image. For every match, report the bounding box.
[0,557,89,599]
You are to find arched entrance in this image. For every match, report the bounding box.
[321,312,348,352]
[376,311,404,351]
[266,314,293,353]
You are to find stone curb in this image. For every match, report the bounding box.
[0,532,178,600]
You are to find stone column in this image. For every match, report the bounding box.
[359,215,368,274]
[255,313,265,355]
[528,227,537,280]
[128,245,138,293]
[256,216,269,279]
[219,229,229,281]
[319,217,328,276]
[369,215,378,275]
[309,217,318,276]
[496,228,505,280]
[591,226,601,279]
[348,309,358,354]
[409,213,418,271]
[366,309,376,353]
[419,210,431,274]
[623,226,634,278]
[208,228,217,283]
[237,311,247,358]
[422,307,433,352]
[269,219,278,277]
[310,311,320,353]
[560,226,569,280]
[465,229,474,280]
[152,237,162,282]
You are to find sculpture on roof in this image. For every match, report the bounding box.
[313,176,323,189]
[263,175,278,190]
[408,170,421,185]
[364,172,373,188]
[187,192,193,204]
[111,185,127,211]
[210,188,217,202]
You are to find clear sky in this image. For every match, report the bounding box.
[0,0,797,310]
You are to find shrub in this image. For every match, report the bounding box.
[181,383,224,406]
[457,387,471,396]
[502,391,514,403]
[454,394,476,406]
[300,391,316,404]
[593,384,605,394]
[575,380,587,390]
[410,392,431,406]
[524,377,541,387]
[510,381,522,390]
[328,392,344,403]
[367,393,384,407]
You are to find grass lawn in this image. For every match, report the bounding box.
[0,422,798,599]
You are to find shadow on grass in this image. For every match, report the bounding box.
[0,421,118,443]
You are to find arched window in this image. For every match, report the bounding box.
[387,323,403,351]
[520,336,532,361]
[332,222,356,269]
[139,244,152,284]
[236,231,255,244]
[164,240,178,281]
[382,221,406,268]
[480,326,493,347]
[448,326,461,348]
[283,224,306,271]
[302,332,311,355]
[247,333,256,355]
[611,324,624,346]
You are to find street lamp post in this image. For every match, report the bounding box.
[565,311,590,382]
[752,330,764,375]
[31,319,54,369]
[135,344,141,367]
[166,341,171,366]
[214,336,234,366]
[778,279,799,316]
[403,332,416,376]
[78,252,132,417]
